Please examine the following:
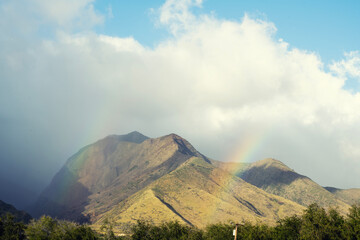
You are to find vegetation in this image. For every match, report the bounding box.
[1,203,360,239]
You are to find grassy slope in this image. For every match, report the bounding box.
[325,187,360,205]
[94,157,304,232]
[233,158,351,214]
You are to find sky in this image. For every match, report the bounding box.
[0,0,360,207]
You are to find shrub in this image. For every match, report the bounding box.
[0,213,26,240]
[25,215,98,240]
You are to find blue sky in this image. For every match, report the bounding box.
[93,0,360,63]
[1,0,360,207]
[92,0,360,90]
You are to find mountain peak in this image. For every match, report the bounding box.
[251,158,293,172]
[163,133,183,140]
[239,158,304,190]
[33,131,208,222]
[104,131,149,144]
[160,133,201,157]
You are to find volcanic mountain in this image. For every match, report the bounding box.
[234,158,351,214]
[31,132,304,229]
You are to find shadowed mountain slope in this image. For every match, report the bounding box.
[0,200,32,223]
[94,157,304,230]
[31,132,207,222]
[325,187,360,205]
[236,158,350,214]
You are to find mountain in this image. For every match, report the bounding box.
[235,158,350,214]
[32,131,305,230]
[325,187,360,205]
[0,200,32,223]
[31,131,210,222]
[94,157,304,231]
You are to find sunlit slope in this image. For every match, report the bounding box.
[95,157,304,229]
[237,158,351,214]
[325,187,360,205]
[32,132,207,222]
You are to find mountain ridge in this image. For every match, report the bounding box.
[93,156,304,230]
[31,132,207,223]
[324,187,360,205]
[31,131,358,232]
[235,158,351,214]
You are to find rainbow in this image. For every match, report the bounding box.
[225,127,272,167]
[206,127,273,223]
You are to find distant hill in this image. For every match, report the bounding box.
[0,200,32,223]
[236,158,350,214]
[325,187,360,205]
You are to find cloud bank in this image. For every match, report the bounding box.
[1,0,360,195]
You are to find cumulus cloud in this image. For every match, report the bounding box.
[0,0,103,36]
[32,0,103,27]
[330,51,360,80]
[1,0,360,193]
[158,0,203,35]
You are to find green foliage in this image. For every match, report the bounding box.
[0,213,26,240]
[128,204,360,240]
[25,215,58,240]
[274,215,302,240]
[205,223,233,240]
[326,208,346,239]
[100,218,118,240]
[299,203,348,240]
[131,220,203,240]
[300,203,328,239]
[25,215,98,240]
[237,222,273,240]
[346,204,360,239]
[1,204,360,239]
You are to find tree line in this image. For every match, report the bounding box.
[1,203,359,239]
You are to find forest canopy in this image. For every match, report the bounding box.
[0,203,359,240]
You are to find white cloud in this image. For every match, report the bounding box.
[0,0,103,35]
[330,51,360,80]
[1,0,360,189]
[32,0,102,27]
[158,0,203,35]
